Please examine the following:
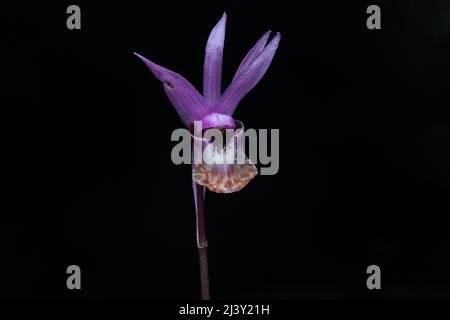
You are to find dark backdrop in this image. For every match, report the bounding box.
[2,0,450,299]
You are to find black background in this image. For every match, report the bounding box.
[2,0,450,300]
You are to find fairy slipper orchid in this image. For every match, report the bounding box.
[134,12,280,299]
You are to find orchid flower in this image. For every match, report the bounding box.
[134,12,280,299]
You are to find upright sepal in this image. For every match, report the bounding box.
[217,33,281,116]
[203,13,227,105]
[134,52,209,126]
[232,31,271,83]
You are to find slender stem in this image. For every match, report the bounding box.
[198,247,210,300]
[195,182,210,300]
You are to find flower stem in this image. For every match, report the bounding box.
[198,246,210,300]
[195,182,210,300]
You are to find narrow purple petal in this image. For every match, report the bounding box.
[203,12,227,105]
[216,33,281,116]
[192,145,206,246]
[192,176,206,207]
[134,52,209,126]
[192,178,206,243]
[231,31,271,83]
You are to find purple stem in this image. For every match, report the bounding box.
[194,182,210,300]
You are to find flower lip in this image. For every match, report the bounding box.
[201,113,236,130]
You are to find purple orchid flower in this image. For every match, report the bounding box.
[134,13,280,193]
[134,12,280,299]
